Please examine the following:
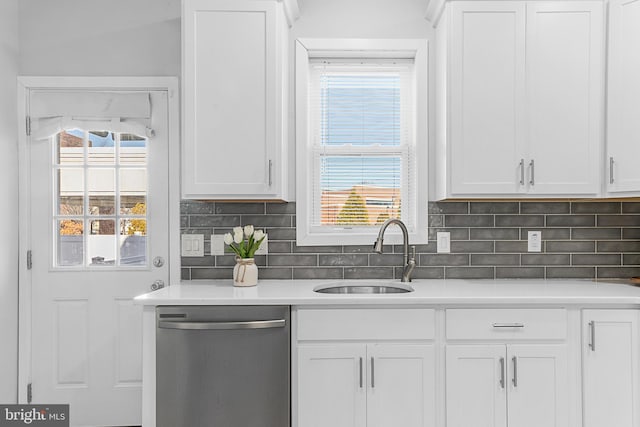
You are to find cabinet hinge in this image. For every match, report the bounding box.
[26,116,31,136]
[27,383,32,404]
[27,250,32,270]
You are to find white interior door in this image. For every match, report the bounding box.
[27,90,170,426]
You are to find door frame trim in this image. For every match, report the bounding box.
[17,76,181,403]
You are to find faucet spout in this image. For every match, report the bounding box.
[373,218,415,282]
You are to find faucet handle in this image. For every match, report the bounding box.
[410,245,416,261]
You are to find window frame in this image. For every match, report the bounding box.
[295,38,429,246]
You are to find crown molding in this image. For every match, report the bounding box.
[279,0,300,27]
[424,0,447,27]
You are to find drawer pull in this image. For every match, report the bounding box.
[492,323,525,328]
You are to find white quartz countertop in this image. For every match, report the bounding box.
[134,279,640,307]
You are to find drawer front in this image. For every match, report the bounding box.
[297,308,435,341]
[446,309,567,340]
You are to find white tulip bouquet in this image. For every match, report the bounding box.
[223,225,266,258]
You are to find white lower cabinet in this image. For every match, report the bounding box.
[582,310,640,427]
[446,344,568,427]
[297,344,435,427]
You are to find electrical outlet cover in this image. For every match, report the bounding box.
[255,234,268,255]
[528,231,542,252]
[210,234,226,256]
[182,234,204,257]
[437,232,451,253]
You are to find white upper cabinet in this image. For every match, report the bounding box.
[433,0,604,199]
[182,0,292,200]
[448,2,526,196]
[526,2,603,196]
[606,0,640,195]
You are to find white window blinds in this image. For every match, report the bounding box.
[307,59,417,230]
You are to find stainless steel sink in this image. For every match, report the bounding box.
[313,282,414,294]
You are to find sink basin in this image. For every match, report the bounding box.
[313,282,414,294]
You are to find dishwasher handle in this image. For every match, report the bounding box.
[158,319,286,330]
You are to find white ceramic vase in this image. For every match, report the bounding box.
[233,257,258,287]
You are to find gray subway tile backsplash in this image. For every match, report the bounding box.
[181,201,640,280]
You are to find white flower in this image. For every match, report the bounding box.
[233,231,243,244]
[233,226,243,235]
[244,225,254,238]
[253,230,265,241]
[223,233,233,245]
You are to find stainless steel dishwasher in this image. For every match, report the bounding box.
[156,305,290,427]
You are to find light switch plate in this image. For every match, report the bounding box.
[181,234,204,257]
[528,231,542,252]
[210,234,226,256]
[254,234,268,255]
[437,232,451,253]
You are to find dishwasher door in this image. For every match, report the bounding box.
[156,305,290,427]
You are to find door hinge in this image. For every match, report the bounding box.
[27,250,32,270]
[27,383,32,403]
[26,116,31,136]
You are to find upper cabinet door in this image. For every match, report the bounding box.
[449,2,526,196]
[606,0,640,195]
[526,2,603,196]
[182,0,288,200]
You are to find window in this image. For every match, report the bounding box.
[296,39,429,245]
[55,128,149,267]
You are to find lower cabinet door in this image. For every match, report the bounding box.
[583,310,640,427]
[297,344,367,427]
[367,344,436,427]
[506,345,568,427]
[446,345,508,427]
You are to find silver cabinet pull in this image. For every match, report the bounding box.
[529,159,535,186]
[519,159,525,185]
[359,357,363,388]
[499,357,505,389]
[512,356,518,387]
[158,319,285,330]
[609,157,615,184]
[589,320,596,351]
[268,159,273,186]
[492,323,524,328]
[371,357,375,388]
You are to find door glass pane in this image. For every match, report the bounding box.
[58,219,84,266]
[56,130,84,165]
[87,131,115,165]
[88,219,116,265]
[87,168,115,215]
[120,133,147,165]
[120,219,147,266]
[57,169,84,215]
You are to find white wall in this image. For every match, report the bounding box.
[0,0,20,404]
[19,0,181,76]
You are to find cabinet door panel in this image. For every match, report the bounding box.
[449,2,526,195]
[367,344,436,427]
[446,345,507,427]
[507,345,568,427]
[583,310,640,427]
[607,0,640,194]
[297,345,366,427]
[526,2,603,195]
[183,0,279,197]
